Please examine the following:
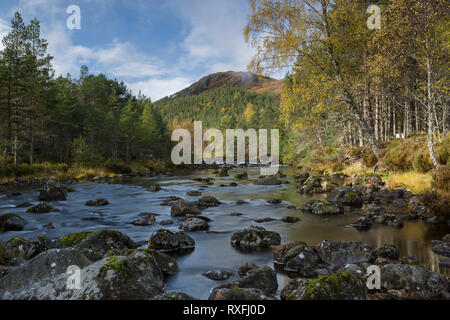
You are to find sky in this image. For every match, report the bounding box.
[0,0,280,101]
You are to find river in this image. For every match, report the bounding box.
[0,167,447,299]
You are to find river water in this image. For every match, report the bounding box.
[0,167,448,299]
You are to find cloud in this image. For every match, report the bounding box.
[0,18,11,50]
[126,77,193,102]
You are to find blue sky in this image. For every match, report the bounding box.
[0,0,277,101]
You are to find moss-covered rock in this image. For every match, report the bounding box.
[149,229,195,251]
[231,225,281,249]
[318,240,373,266]
[0,213,27,232]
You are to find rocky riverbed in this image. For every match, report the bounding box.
[0,167,449,300]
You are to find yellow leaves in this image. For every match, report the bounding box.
[243,102,255,123]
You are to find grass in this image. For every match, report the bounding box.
[387,171,433,194]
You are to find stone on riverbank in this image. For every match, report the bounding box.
[0,214,27,232]
[318,240,373,266]
[274,241,319,278]
[326,187,363,207]
[300,200,344,215]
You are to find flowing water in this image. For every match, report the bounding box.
[0,167,448,299]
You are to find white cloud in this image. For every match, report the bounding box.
[127,77,193,102]
[0,18,11,51]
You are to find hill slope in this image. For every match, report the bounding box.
[169,71,283,100]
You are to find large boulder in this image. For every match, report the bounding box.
[0,249,92,297]
[300,200,344,215]
[372,244,400,262]
[318,240,373,266]
[37,180,67,201]
[148,229,195,251]
[170,199,201,217]
[56,230,137,261]
[2,237,47,265]
[281,272,367,300]
[0,214,27,232]
[349,216,373,231]
[180,218,209,232]
[297,176,324,195]
[274,241,319,277]
[212,266,278,295]
[326,187,363,207]
[381,264,450,299]
[231,225,281,249]
[352,173,383,194]
[2,251,165,300]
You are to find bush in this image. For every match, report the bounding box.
[432,164,450,193]
[103,161,132,175]
[421,191,450,222]
[331,162,344,172]
[362,149,378,167]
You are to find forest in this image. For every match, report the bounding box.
[0,12,169,177]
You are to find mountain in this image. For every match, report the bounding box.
[168,71,283,100]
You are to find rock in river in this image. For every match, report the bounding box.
[37,180,67,201]
[274,241,320,277]
[300,200,344,215]
[170,199,201,217]
[253,176,281,186]
[196,196,222,209]
[0,214,27,232]
[326,187,363,207]
[85,198,109,206]
[149,229,195,251]
[231,225,281,249]
[432,242,450,257]
[180,217,209,232]
[202,270,233,281]
[26,202,60,214]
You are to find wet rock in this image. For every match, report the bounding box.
[318,240,373,267]
[300,200,344,215]
[380,264,450,299]
[149,229,195,251]
[231,225,281,249]
[186,191,202,196]
[2,251,165,300]
[274,241,319,277]
[439,258,450,269]
[37,180,67,201]
[321,180,339,193]
[297,176,324,195]
[267,199,281,204]
[235,172,248,180]
[202,270,233,281]
[85,198,109,206]
[237,262,258,277]
[236,200,247,205]
[293,172,309,184]
[432,242,450,257]
[217,168,229,177]
[209,287,269,300]
[254,217,276,223]
[180,218,209,232]
[56,230,137,261]
[352,173,383,194]
[160,196,181,206]
[159,219,174,226]
[0,249,92,297]
[388,198,409,212]
[373,189,405,205]
[152,291,198,300]
[282,216,301,223]
[372,244,400,262]
[147,184,161,192]
[0,214,27,232]
[373,213,404,229]
[326,187,363,207]
[196,196,222,209]
[27,202,60,213]
[254,176,281,186]
[170,199,201,217]
[443,234,450,242]
[336,264,364,276]
[229,212,244,216]
[282,272,366,300]
[2,237,47,265]
[350,216,372,231]
[212,266,277,295]
[16,202,33,208]
[130,215,155,226]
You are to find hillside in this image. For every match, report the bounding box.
[168,71,283,100]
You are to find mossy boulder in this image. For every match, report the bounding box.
[3,237,46,265]
[0,214,27,232]
[26,202,60,214]
[274,241,319,278]
[300,200,344,215]
[148,229,195,251]
[216,168,229,177]
[209,287,270,300]
[432,242,450,258]
[180,217,209,232]
[318,240,373,267]
[282,272,366,300]
[56,230,137,261]
[231,225,281,249]
[372,244,400,262]
[380,264,450,299]
[253,176,281,186]
[326,187,363,207]
[0,248,92,297]
[196,196,222,209]
[212,266,278,295]
[2,251,165,300]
